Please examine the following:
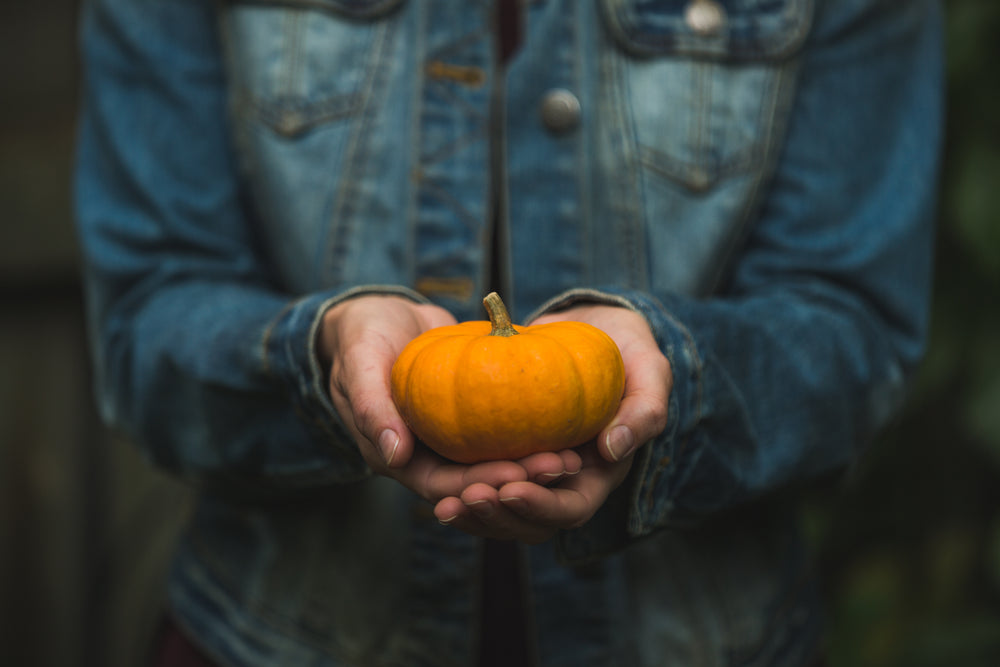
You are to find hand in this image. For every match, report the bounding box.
[433,442,630,544]
[432,303,672,543]
[317,295,583,504]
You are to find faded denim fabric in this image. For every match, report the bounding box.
[75,0,943,664]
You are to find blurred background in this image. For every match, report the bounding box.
[1,1,997,665]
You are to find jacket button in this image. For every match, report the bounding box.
[684,0,725,37]
[539,89,580,133]
[276,110,304,137]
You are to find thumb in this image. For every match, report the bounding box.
[600,348,671,462]
[334,343,416,469]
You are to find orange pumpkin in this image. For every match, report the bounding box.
[390,292,625,463]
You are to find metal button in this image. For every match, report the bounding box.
[685,0,725,37]
[539,89,580,133]
[275,110,304,137]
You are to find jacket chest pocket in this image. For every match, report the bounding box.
[221,0,405,138]
[599,0,814,192]
[218,0,408,291]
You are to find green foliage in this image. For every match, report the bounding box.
[810,1,1000,664]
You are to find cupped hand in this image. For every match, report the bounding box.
[432,303,672,543]
[433,442,631,544]
[534,303,672,463]
[317,295,583,505]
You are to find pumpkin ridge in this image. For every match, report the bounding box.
[404,334,465,454]
[560,342,588,442]
[527,323,623,443]
[450,333,483,454]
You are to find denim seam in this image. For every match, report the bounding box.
[423,68,490,121]
[246,92,361,135]
[260,298,299,380]
[280,10,302,101]
[637,143,760,191]
[323,19,393,284]
[603,44,648,289]
[418,178,492,233]
[701,57,802,295]
[636,298,703,533]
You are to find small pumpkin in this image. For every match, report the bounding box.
[390,292,625,463]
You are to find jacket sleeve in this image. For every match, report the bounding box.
[549,0,944,560]
[74,0,413,494]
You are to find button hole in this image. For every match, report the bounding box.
[426,61,487,87]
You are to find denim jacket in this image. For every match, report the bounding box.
[75,0,943,664]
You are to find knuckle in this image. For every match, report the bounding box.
[651,399,669,431]
[636,396,669,438]
[350,395,384,439]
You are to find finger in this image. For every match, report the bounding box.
[498,453,631,530]
[433,486,551,542]
[441,484,557,544]
[331,338,416,468]
[559,448,584,475]
[495,482,593,531]
[434,495,466,526]
[382,447,529,505]
[600,348,671,462]
[517,450,581,485]
[425,457,529,499]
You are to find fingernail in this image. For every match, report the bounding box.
[605,425,636,462]
[464,499,494,518]
[438,514,458,526]
[498,495,524,505]
[378,429,400,465]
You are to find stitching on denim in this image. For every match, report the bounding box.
[601,43,648,289]
[636,142,759,190]
[693,59,709,185]
[419,120,488,166]
[415,178,486,233]
[249,92,361,134]
[425,60,487,86]
[424,73,490,121]
[260,298,299,380]
[640,296,703,526]
[634,60,775,193]
[281,10,302,100]
[322,19,393,284]
[570,0,596,287]
[702,56,801,295]
[403,1,426,289]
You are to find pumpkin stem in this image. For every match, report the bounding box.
[483,292,518,337]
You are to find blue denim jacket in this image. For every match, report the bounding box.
[75,0,943,664]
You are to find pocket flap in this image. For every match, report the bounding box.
[600,0,814,61]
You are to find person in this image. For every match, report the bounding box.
[74,0,943,664]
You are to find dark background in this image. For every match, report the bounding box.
[1,1,998,665]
